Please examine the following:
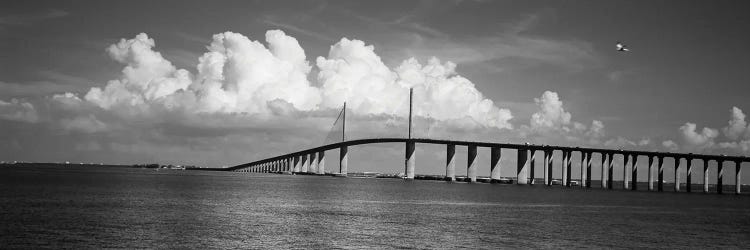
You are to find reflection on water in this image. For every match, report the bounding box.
[1,165,749,248]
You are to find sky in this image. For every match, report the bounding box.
[1,0,749,180]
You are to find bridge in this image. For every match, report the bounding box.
[224,89,749,195]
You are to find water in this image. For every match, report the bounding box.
[2,165,750,249]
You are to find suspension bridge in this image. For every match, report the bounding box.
[223,89,749,195]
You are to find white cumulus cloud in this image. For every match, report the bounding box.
[679,122,719,149]
[0,98,38,123]
[722,106,748,140]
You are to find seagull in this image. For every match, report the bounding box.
[616,41,630,52]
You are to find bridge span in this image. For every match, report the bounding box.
[226,137,748,195]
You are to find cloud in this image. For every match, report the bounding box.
[529,91,571,130]
[0,80,77,99]
[1,29,643,166]
[60,114,107,133]
[679,122,719,150]
[0,98,38,123]
[662,140,679,151]
[722,106,748,140]
[670,107,750,154]
[317,38,513,129]
[517,91,610,146]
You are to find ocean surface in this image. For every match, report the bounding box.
[2,165,750,249]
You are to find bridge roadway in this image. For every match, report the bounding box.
[226,137,748,194]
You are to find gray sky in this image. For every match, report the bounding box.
[1,0,749,180]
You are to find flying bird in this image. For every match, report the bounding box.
[616,41,629,52]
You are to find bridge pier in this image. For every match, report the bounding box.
[703,159,709,193]
[718,160,724,194]
[529,150,536,185]
[648,156,655,191]
[467,145,477,183]
[601,153,607,189]
[580,151,586,188]
[631,155,638,190]
[543,149,551,186]
[675,157,681,192]
[517,148,529,185]
[658,156,664,192]
[302,154,309,173]
[607,153,614,190]
[309,153,318,174]
[623,154,630,190]
[317,151,325,175]
[585,152,592,188]
[294,155,301,173]
[561,150,568,186]
[405,141,415,180]
[446,144,456,181]
[736,161,742,194]
[490,147,501,183]
[685,158,693,193]
[340,145,348,176]
[565,150,573,187]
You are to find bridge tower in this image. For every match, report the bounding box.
[339,102,348,176]
[405,88,416,179]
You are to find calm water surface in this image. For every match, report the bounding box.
[2,165,749,249]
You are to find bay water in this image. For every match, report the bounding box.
[2,165,749,249]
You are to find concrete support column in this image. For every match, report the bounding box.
[675,158,681,192]
[561,151,569,187]
[405,141,416,179]
[586,152,593,188]
[317,151,325,175]
[517,148,529,185]
[648,156,656,191]
[467,145,478,183]
[294,155,302,173]
[301,154,309,173]
[631,155,638,191]
[490,147,502,182]
[623,154,630,190]
[736,161,742,195]
[580,151,586,188]
[309,153,318,174]
[607,153,614,190]
[601,153,607,189]
[717,160,724,194]
[529,150,536,185]
[445,144,456,181]
[703,159,710,193]
[565,151,572,187]
[685,158,693,193]
[543,150,551,186]
[658,156,665,192]
[340,145,348,176]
